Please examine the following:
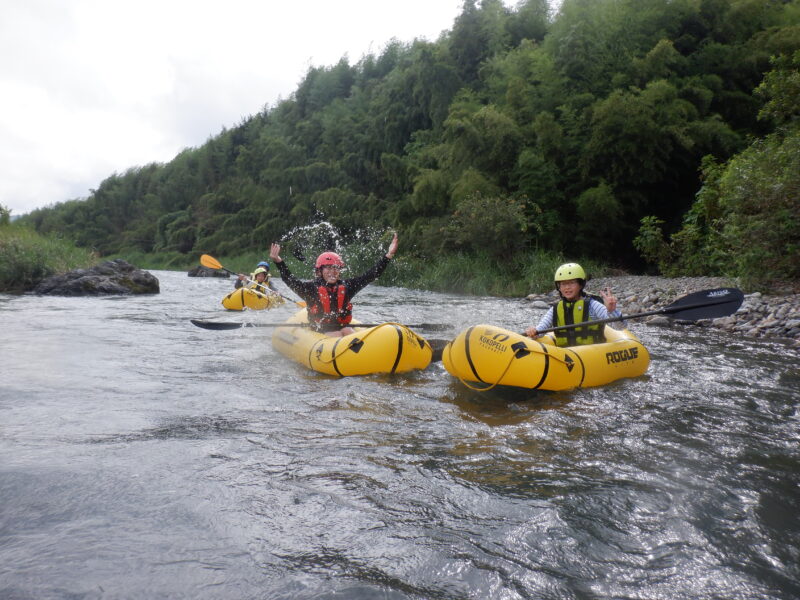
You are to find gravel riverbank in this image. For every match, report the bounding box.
[525,276,800,348]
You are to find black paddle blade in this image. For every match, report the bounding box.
[190,319,245,330]
[664,287,744,320]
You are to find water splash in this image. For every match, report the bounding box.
[278,220,397,277]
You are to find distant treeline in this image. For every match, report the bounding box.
[21,0,800,287]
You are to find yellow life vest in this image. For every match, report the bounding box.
[553,297,606,347]
[247,273,271,295]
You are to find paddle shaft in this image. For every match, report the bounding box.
[536,293,741,335]
[236,273,305,307]
[217,265,267,286]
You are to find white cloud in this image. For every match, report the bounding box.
[0,0,470,216]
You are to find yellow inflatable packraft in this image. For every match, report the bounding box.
[271,310,433,376]
[221,288,285,311]
[442,324,649,391]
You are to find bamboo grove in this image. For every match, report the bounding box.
[21,0,800,287]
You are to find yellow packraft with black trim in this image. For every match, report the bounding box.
[442,324,649,391]
[221,287,285,311]
[271,310,432,376]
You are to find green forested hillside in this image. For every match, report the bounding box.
[21,0,800,286]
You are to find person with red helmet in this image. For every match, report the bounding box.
[269,232,399,337]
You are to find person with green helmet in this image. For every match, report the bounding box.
[524,262,623,346]
[234,261,278,294]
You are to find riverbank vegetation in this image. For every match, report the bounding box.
[158,245,610,297]
[17,0,800,292]
[634,50,800,290]
[0,213,95,292]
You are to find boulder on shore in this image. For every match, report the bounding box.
[34,259,159,296]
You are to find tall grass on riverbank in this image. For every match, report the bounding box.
[387,250,614,297]
[0,226,95,292]
[119,246,616,298]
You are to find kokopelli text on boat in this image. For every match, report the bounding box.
[479,332,510,354]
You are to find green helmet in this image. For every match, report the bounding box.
[554,263,586,282]
[253,267,268,276]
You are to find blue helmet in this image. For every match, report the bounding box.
[256,261,270,270]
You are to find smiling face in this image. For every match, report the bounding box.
[320,265,341,284]
[557,278,582,301]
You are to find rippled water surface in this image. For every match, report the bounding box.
[1,270,799,599]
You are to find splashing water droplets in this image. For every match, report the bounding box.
[279,220,396,276]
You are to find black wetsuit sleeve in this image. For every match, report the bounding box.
[234,278,244,289]
[276,261,318,304]
[344,256,391,298]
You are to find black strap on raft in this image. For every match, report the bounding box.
[510,341,530,358]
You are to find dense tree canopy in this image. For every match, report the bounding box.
[22,0,800,283]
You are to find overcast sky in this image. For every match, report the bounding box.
[0,0,499,216]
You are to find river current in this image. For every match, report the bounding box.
[1,269,798,599]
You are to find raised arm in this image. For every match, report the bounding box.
[270,243,282,263]
[385,232,398,259]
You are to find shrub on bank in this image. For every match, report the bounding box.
[0,225,95,292]
[387,250,612,297]
[634,51,800,291]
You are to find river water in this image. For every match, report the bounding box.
[1,269,798,600]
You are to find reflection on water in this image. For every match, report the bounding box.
[1,270,798,599]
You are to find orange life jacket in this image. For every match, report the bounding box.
[308,283,352,329]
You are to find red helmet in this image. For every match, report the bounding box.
[315,251,345,269]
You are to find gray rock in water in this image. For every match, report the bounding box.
[35,259,159,296]
[646,316,671,326]
[187,265,228,278]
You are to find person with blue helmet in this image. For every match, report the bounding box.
[234,260,278,293]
